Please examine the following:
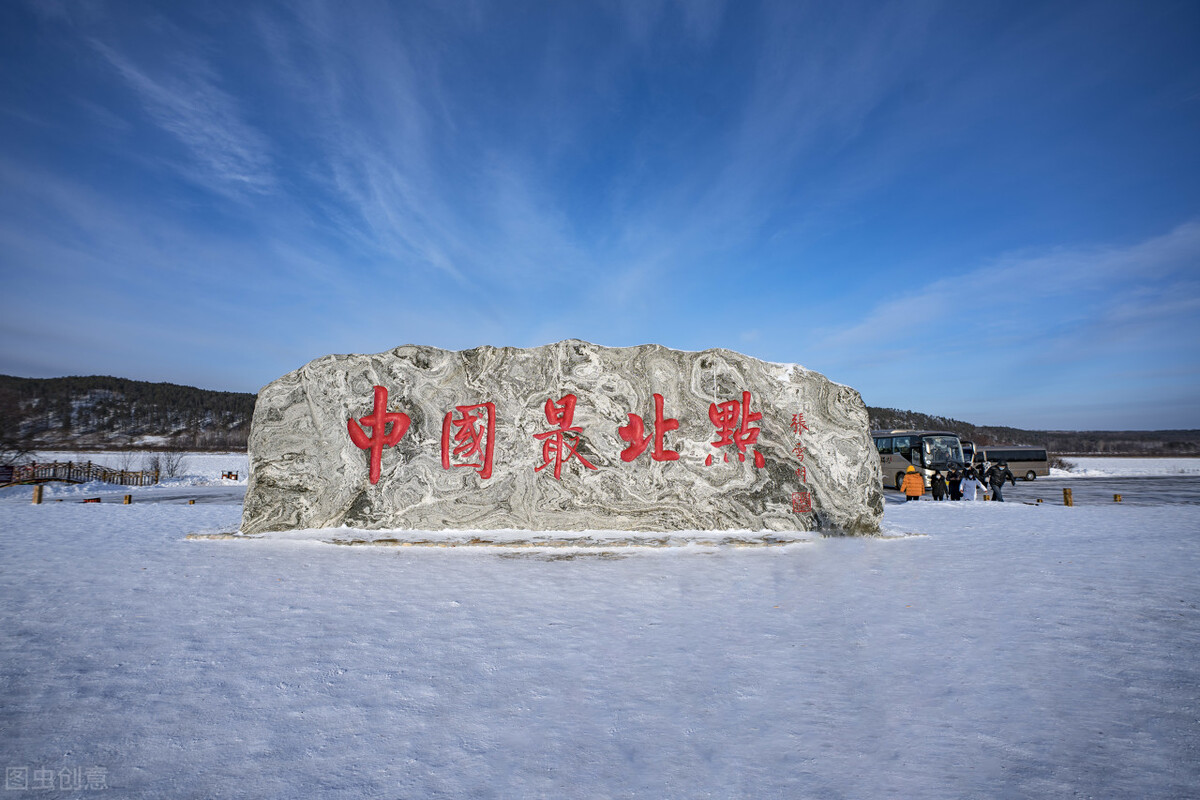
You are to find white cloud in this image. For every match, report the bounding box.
[796,220,1200,426]
[90,39,273,196]
[817,221,1200,359]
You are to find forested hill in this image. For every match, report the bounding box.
[0,375,254,451]
[867,407,1200,456]
[1,375,1195,455]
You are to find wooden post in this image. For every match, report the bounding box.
[124,495,132,505]
[1063,488,1074,507]
[32,485,43,504]
[1114,494,1122,503]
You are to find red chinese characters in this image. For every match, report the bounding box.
[534,394,597,479]
[618,393,680,462]
[347,385,411,484]
[441,402,496,479]
[344,385,798,483]
[708,390,765,467]
[791,409,812,513]
[791,413,810,436]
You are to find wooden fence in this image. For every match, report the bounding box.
[2,462,159,487]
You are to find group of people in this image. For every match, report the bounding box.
[899,461,1017,502]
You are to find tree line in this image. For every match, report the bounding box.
[867,407,1200,456]
[0,375,254,456]
[1,375,1195,459]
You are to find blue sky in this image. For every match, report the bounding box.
[1,0,1198,430]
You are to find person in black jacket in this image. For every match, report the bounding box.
[947,468,963,501]
[985,460,1017,502]
[930,470,947,501]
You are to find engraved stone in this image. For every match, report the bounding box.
[240,341,883,535]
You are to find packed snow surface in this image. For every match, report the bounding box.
[1051,456,1200,477]
[2,457,1198,798]
[18,451,1197,488]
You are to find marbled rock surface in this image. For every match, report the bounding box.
[241,341,883,535]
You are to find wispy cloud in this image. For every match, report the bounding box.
[801,221,1200,425]
[253,3,485,285]
[89,38,273,196]
[821,221,1200,355]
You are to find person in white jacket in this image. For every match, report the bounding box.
[962,467,989,501]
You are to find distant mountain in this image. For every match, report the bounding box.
[0,375,253,452]
[1,375,1195,457]
[867,407,1200,456]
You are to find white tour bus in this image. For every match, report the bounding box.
[871,429,967,490]
[972,445,1050,481]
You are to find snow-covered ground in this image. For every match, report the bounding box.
[1052,456,1200,477]
[0,452,249,506]
[2,457,1198,798]
[16,450,1198,488]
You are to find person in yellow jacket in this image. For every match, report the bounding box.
[900,465,925,502]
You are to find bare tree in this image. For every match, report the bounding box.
[162,450,188,478]
[114,450,138,472]
[146,450,189,479]
[0,389,37,466]
[0,439,37,467]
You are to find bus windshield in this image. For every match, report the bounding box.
[922,435,964,467]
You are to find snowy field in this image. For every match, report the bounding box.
[2,457,1198,798]
[1052,456,1200,477]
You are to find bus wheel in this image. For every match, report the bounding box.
[896,473,906,491]
[1025,471,1037,482]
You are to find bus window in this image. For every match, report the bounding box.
[875,437,893,454]
[892,436,917,464]
[923,435,964,467]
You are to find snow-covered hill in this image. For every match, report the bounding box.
[0,375,252,451]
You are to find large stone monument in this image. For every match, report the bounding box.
[240,341,883,536]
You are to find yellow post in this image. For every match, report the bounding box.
[32,485,43,505]
[1063,488,1074,507]
[188,499,195,505]
[124,495,132,505]
[1114,494,1122,503]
